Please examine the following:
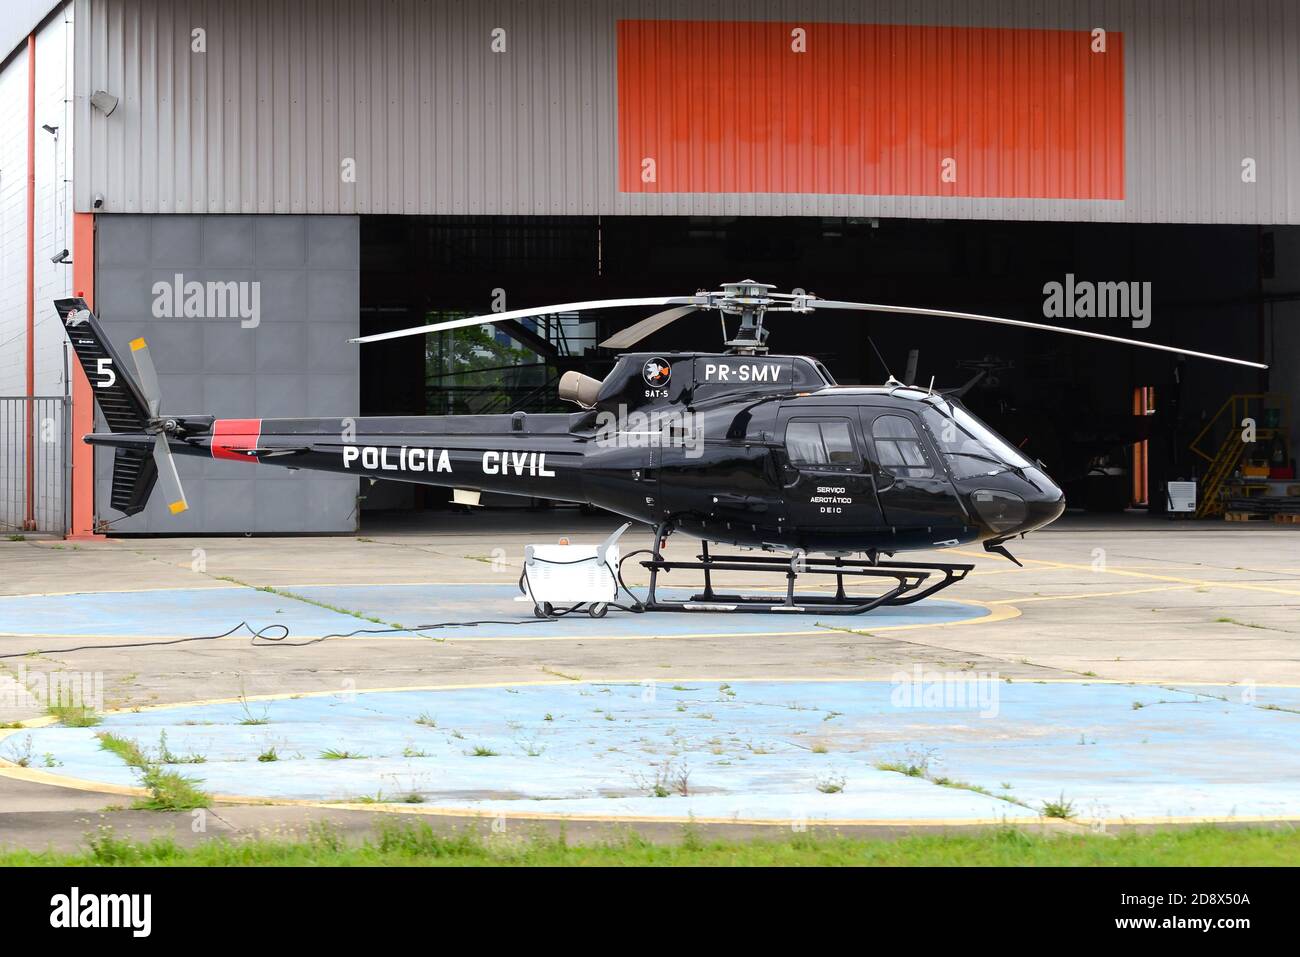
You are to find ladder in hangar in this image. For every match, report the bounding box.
[1189,393,1286,518]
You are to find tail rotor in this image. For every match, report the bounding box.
[128,337,189,515]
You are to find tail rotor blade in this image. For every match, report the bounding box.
[129,337,163,417]
[152,433,189,515]
[599,305,699,350]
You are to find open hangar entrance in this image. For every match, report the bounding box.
[358,215,1294,523]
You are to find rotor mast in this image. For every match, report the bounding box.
[719,280,775,354]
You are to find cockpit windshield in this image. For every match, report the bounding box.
[918,398,1034,479]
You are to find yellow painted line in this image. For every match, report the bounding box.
[953,549,1300,599]
[0,672,1257,728]
[129,337,146,351]
[1,758,1290,829]
[6,672,1294,721]
[986,583,1205,605]
[0,761,1061,827]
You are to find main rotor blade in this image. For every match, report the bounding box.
[129,337,163,417]
[351,297,705,344]
[152,433,188,516]
[813,300,1268,370]
[599,305,700,350]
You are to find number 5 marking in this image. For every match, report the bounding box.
[96,357,116,388]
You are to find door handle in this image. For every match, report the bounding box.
[874,470,897,493]
[712,493,772,512]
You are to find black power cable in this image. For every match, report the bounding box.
[0,615,560,660]
[1,551,655,662]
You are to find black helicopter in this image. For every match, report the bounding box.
[54,281,1265,614]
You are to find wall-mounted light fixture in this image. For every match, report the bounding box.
[89,90,118,115]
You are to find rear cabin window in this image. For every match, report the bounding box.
[872,415,934,477]
[785,419,860,471]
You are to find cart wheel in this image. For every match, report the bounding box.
[588,602,608,619]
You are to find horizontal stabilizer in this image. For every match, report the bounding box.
[109,447,158,517]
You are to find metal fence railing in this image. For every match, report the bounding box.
[0,396,70,535]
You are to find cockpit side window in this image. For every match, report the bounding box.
[918,402,1033,478]
[784,418,861,471]
[919,407,996,478]
[871,414,934,477]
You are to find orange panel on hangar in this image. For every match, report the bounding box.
[617,19,1124,200]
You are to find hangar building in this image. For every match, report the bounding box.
[1,0,1297,535]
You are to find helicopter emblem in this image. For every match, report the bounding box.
[642,357,671,387]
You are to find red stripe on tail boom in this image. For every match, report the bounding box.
[211,418,263,462]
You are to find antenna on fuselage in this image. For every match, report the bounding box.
[867,336,896,385]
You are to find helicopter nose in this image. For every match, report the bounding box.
[968,470,1065,538]
[1022,481,1066,533]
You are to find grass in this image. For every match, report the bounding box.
[236,679,270,726]
[2,734,34,767]
[1216,617,1268,630]
[96,732,211,811]
[215,576,398,628]
[816,774,846,794]
[875,757,930,778]
[1042,793,1077,820]
[46,704,101,728]
[873,750,1035,811]
[320,748,367,760]
[156,731,206,765]
[2,822,1297,867]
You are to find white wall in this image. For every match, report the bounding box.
[0,3,73,532]
[0,4,72,397]
[0,39,30,398]
[33,5,74,396]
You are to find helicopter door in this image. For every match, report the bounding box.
[776,411,884,534]
[860,409,962,537]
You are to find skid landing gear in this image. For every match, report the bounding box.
[639,527,972,615]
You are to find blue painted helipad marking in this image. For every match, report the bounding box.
[0,584,987,639]
[7,681,1298,822]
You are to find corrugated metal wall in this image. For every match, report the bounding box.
[74,0,1300,224]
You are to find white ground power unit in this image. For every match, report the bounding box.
[520,523,631,618]
[1166,481,1197,514]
